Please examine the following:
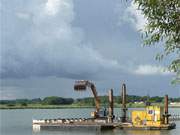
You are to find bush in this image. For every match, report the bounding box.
[21,102,28,106]
[7,104,15,107]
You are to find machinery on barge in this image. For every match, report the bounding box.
[33,80,176,131]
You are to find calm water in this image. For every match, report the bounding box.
[0,108,180,135]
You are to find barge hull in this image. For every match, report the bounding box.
[117,123,176,130]
[33,123,115,132]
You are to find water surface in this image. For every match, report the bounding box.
[0,108,180,135]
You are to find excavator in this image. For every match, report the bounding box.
[74,80,106,118]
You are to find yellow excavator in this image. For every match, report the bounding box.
[74,80,102,118]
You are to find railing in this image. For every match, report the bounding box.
[169,114,180,121]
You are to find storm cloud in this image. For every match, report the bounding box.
[1,0,120,79]
[0,0,179,99]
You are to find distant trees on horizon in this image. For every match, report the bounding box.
[0,95,180,106]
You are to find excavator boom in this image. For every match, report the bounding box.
[74,80,100,117]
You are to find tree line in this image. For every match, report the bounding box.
[0,95,180,106]
[0,96,74,106]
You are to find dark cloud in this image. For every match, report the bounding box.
[0,0,121,79]
[0,0,179,99]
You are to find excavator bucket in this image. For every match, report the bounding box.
[74,81,87,91]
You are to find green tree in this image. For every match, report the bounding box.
[134,0,180,84]
[99,96,108,105]
[21,102,28,106]
[42,96,73,105]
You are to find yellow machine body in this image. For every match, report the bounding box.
[132,106,164,127]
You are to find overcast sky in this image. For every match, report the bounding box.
[0,0,179,99]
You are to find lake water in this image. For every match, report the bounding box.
[0,108,180,135]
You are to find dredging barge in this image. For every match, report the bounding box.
[32,80,176,131]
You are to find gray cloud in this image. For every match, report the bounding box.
[0,0,121,79]
[115,1,147,32]
[0,0,179,99]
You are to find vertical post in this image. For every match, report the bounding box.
[164,95,168,115]
[108,89,114,123]
[122,84,126,109]
[121,83,127,123]
[164,95,170,124]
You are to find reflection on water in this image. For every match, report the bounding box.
[32,126,173,135]
[98,129,170,135]
[121,130,170,135]
[32,129,167,135]
[33,130,101,135]
[32,126,102,135]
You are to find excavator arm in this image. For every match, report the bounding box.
[74,80,100,117]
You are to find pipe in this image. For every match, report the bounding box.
[122,84,126,109]
[164,95,170,124]
[121,83,127,123]
[164,95,168,114]
[108,89,114,123]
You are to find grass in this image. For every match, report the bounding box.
[0,103,179,109]
[0,103,94,109]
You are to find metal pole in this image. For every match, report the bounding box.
[121,83,127,123]
[108,89,114,123]
[164,95,170,124]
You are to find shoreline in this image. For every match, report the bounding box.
[0,105,180,109]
